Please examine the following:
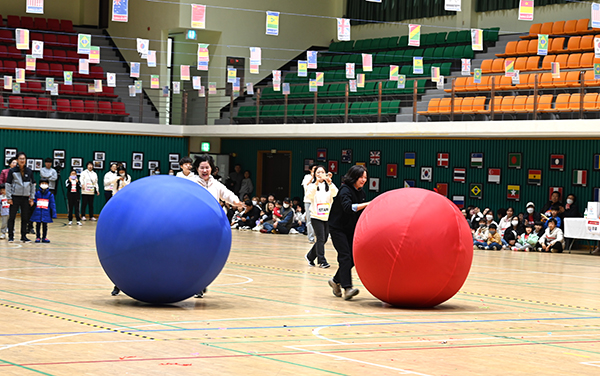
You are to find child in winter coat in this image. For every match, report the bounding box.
[0,184,8,239]
[540,218,565,253]
[513,224,539,252]
[29,178,57,243]
[473,217,489,249]
[486,223,502,250]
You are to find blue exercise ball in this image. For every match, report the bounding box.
[96,175,231,304]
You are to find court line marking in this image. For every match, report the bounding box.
[212,274,253,286]
[581,361,600,367]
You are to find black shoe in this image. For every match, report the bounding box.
[8,237,14,243]
[111,286,120,296]
[21,237,31,243]
[304,254,315,267]
[29,228,36,235]
[319,263,330,269]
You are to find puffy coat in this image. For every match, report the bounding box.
[29,189,57,223]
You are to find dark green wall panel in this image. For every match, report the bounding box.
[222,138,600,213]
[1,129,188,213]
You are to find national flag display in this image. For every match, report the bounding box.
[349,80,357,92]
[27,0,44,14]
[12,82,21,93]
[519,0,534,21]
[389,65,399,81]
[315,72,324,86]
[409,24,421,47]
[573,169,588,186]
[151,75,159,89]
[473,68,482,83]
[387,164,398,178]
[452,196,465,209]
[369,151,381,165]
[551,62,560,78]
[191,4,206,29]
[32,40,43,59]
[246,83,254,95]
[595,37,600,58]
[470,183,483,199]
[45,78,53,91]
[130,62,140,78]
[405,152,416,167]
[461,59,471,75]
[112,0,128,22]
[328,160,338,174]
[78,59,89,75]
[508,153,522,169]
[209,82,217,95]
[595,154,600,170]
[431,66,440,83]
[94,79,102,93]
[437,153,449,167]
[505,59,515,77]
[346,63,355,79]
[282,82,290,95]
[180,65,190,80]
[227,67,236,83]
[77,34,91,54]
[309,79,317,92]
[421,167,432,181]
[593,3,600,29]
[397,75,406,89]
[369,178,380,192]
[298,60,308,77]
[453,168,466,183]
[16,29,29,50]
[3,76,12,90]
[595,63,600,79]
[317,148,327,162]
[193,76,201,90]
[404,180,416,188]
[471,28,483,51]
[307,51,317,69]
[507,185,521,201]
[337,18,350,41]
[106,72,115,87]
[89,46,100,64]
[471,152,483,168]
[147,50,156,67]
[341,149,352,163]
[528,169,542,185]
[445,0,461,12]
[594,187,600,202]
[538,34,548,55]
[436,183,448,197]
[266,11,279,36]
[488,168,501,184]
[250,47,261,66]
[550,154,564,170]
[25,56,36,71]
[413,57,423,74]
[362,54,372,72]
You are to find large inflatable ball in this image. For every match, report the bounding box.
[354,188,473,308]
[96,175,231,304]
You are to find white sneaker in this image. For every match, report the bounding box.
[91,217,96,221]
[0,234,5,239]
[81,216,87,221]
[68,221,72,226]
[77,222,82,226]
[289,228,298,234]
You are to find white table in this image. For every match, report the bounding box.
[563,218,600,252]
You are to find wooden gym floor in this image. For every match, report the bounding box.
[0,220,599,375]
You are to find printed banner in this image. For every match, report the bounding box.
[26,55,36,71]
[471,28,483,51]
[357,73,365,88]
[106,72,115,87]
[250,47,262,65]
[595,37,600,58]
[389,65,399,81]
[173,81,181,94]
[349,79,357,92]
[298,60,308,77]
[89,46,100,64]
[180,65,190,80]
[16,29,29,50]
[445,0,461,11]
[15,68,25,83]
[282,82,290,95]
[129,85,135,97]
[13,82,21,94]
[147,50,156,67]
[250,64,259,74]
[551,61,560,78]
[151,75,159,89]
[537,34,548,55]
[209,82,217,94]
[77,33,91,54]
[518,0,534,21]
[137,38,149,57]
[227,67,236,83]
[64,71,73,85]
[309,79,317,92]
[505,59,515,77]
[191,4,206,29]
[315,72,324,86]
[133,81,141,94]
[461,58,471,75]
[337,18,350,41]
[4,76,12,90]
[595,63,600,80]
[27,0,44,14]
[112,0,128,22]
[193,76,201,90]
[130,62,140,78]
[413,57,423,74]
[45,78,53,91]
[307,51,317,69]
[473,68,482,83]
[32,40,43,59]
[431,66,440,82]
[94,79,103,93]
[246,82,254,95]
[593,3,600,29]
[346,63,355,79]
[397,75,406,89]
[266,11,279,36]
[409,24,421,47]
[362,53,372,72]
[78,59,89,75]
[272,70,281,82]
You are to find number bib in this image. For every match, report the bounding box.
[316,203,330,216]
[37,199,49,209]
[1,199,9,209]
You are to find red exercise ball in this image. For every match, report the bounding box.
[354,188,473,308]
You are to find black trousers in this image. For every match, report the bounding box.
[545,241,563,253]
[8,196,31,239]
[306,218,329,264]
[104,191,113,203]
[36,222,48,239]
[331,228,355,289]
[81,195,95,218]
[67,194,81,221]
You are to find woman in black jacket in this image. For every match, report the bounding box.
[327,165,370,300]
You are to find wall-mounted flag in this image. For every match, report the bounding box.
[64,71,73,85]
[191,4,206,29]
[317,148,327,162]
[112,0,128,22]
[452,196,465,209]
[436,183,448,197]
[328,160,338,174]
[346,63,355,79]
[78,59,89,75]
[471,152,483,168]
[409,24,421,47]
[453,168,466,183]
[507,185,521,201]
[550,154,564,170]
[209,82,217,95]
[437,153,449,167]
[32,40,43,59]
[151,75,159,89]
[508,152,522,169]
[421,167,432,181]
[470,183,483,199]
[528,169,541,185]
[538,34,548,55]
[16,29,30,50]
[488,168,501,184]
[593,3,600,29]
[405,152,416,167]
[130,62,140,78]
[180,65,190,81]
[413,57,423,74]
[369,178,380,192]
[518,0,534,21]
[461,58,471,75]
[89,46,100,64]
[362,54,372,72]
[471,28,483,51]
[573,169,588,186]
[369,151,381,165]
[298,60,308,77]
[341,149,352,163]
[387,164,397,178]
[337,18,350,41]
[266,11,279,36]
[307,51,317,69]
[404,180,416,188]
[26,0,44,14]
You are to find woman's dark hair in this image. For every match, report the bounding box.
[244,199,252,207]
[86,161,93,168]
[70,169,77,174]
[179,156,193,167]
[567,193,576,201]
[311,165,329,192]
[342,165,367,186]
[118,167,127,173]
[489,223,497,229]
[16,152,27,172]
[44,157,52,163]
[193,154,215,173]
[497,208,507,218]
[8,157,16,164]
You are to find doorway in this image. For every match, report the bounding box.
[258,151,291,198]
[98,0,109,29]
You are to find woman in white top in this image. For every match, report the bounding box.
[112,167,131,195]
[103,163,118,202]
[79,162,100,221]
[302,165,317,243]
[304,165,338,268]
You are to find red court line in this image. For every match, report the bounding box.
[1,339,599,368]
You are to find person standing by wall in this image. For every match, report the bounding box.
[302,165,317,244]
[238,170,254,201]
[65,170,82,226]
[80,162,100,221]
[327,165,370,301]
[103,163,118,203]
[39,158,58,197]
[5,152,36,243]
[0,158,17,185]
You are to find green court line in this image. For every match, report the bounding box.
[0,255,65,267]
[0,358,55,376]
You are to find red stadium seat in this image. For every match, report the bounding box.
[74,83,89,97]
[49,63,63,77]
[90,66,104,80]
[23,96,38,111]
[0,30,14,45]
[0,60,3,74]
[84,100,98,114]
[36,62,50,77]
[38,97,53,112]
[66,50,79,63]
[27,81,44,94]
[98,101,112,114]
[7,46,22,59]
[53,50,67,63]
[8,96,24,110]
[0,45,7,59]
[7,15,20,29]
[63,64,76,75]
[112,102,129,116]
[101,86,118,98]
[56,35,71,49]
[30,32,44,43]
[34,17,47,31]
[20,17,34,29]
[71,99,85,113]
[59,83,74,96]
[60,20,75,33]
[0,15,4,28]
[44,34,58,48]
[3,60,17,74]
[47,19,60,32]
[56,98,70,112]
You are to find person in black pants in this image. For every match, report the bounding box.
[5,152,36,243]
[65,170,82,225]
[327,165,370,301]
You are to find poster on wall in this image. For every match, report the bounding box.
[112,0,129,22]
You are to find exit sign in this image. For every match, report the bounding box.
[186,30,197,40]
[201,142,211,152]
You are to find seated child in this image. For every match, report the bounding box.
[540,218,564,253]
[513,224,539,252]
[473,217,489,249]
[543,205,562,229]
[485,224,502,250]
[533,221,545,251]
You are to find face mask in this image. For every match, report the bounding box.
[155,171,160,175]
[512,220,519,226]
[70,176,76,180]
[479,223,486,227]
[120,173,126,177]
[252,200,257,205]
[168,172,174,176]
[40,184,48,190]
[283,203,290,209]
[527,207,534,214]
[489,230,496,235]
[566,199,573,205]
[486,215,493,221]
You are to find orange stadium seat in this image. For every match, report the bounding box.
[481,59,493,74]
[584,70,600,86]
[549,38,566,54]
[472,96,487,113]
[540,22,553,36]
[525,56,540,71]
[512,95,528,113]
[575,19,590,35]
[580,53,594,68]
[491,58,505,73]
[565,71,581,87]
[551,21,565,36]
[554,54,569,68]
[553,93,572,112]
[567,53,582,68]
[498,96,515,113]
[515,57,528,71]
[456,97,474,114]
[563,20,578,35]
[567,36,581,52]
[477,76,491,92]
[521,23,541,39]
[542,55,556,70]
[538,95,554,113]
[496,75,514,91]
[578,35,594,52]
[515,40,530,56]
[539,73,555,88]
[583,93,599,111]
[419,98,440,115]
[496,41,517,58]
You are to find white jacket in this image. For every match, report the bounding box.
[540,227,565,246]
[103,171,118,191]
[176,171,198,182]
[498,216,512,236]
[197,175,240,205]
[301,174,312,203]
[79,169,99,195]
[306,181,338,221]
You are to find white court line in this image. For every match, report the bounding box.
[581,361,600,367]
[212,274,253,286]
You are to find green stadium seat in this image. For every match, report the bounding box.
[423,47,436,60]
[235,106,257,119]
[383,100,401,114]
[303,104,315,118]
[349,102,362,116]
[435,32,447,45]
[423,33,436,46]
[382,51,395,64]
[398,35,408,48]
[329,42,342,52]
[484,27,500,43]
[446,31,458,44]
[457,30,470,44]
[344,41,355,52]
[442,46,455,59]
[374,52,387,65]
[380,66,391,80]
[331,55,343,67]
[416,79,427,93]
[452,45,465,59]
[350,54,361,64]
[290,104,305,117]
[387,36,399,49]
[365,81,378,96]
[318,103,331,116]
[400,65,412,77]
[440,62,452,76]
[433,47,445,59]
[331,102,345,116]
[462,45,474,59]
